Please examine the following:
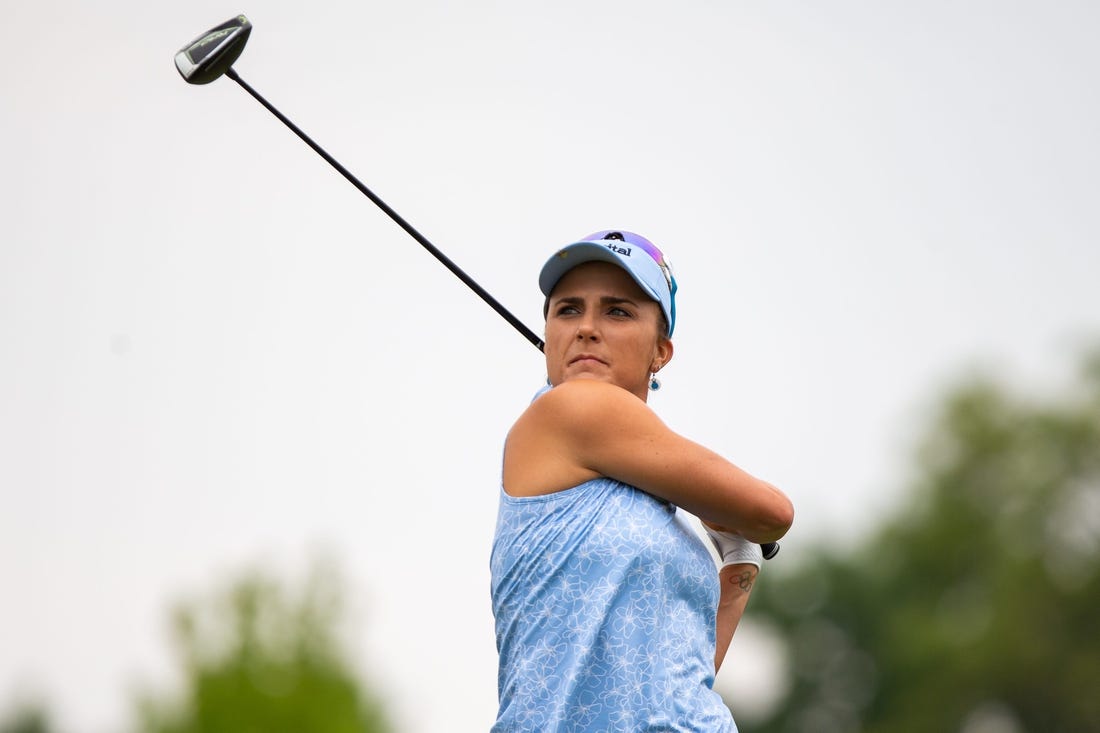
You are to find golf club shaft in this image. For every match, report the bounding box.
[222,67,777,561]
[225,67,546,352]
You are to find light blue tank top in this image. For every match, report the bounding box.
[490,477,737,732]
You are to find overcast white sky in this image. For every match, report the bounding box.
[2,1,1097,731]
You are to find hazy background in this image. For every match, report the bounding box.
[2,1,1097,731]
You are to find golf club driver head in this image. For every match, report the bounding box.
[175,15,252,84]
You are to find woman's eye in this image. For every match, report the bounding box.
[609,307,632,317]
[556,304,580,315]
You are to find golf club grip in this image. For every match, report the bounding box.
[225,68,546,353]
[223,69,779,561]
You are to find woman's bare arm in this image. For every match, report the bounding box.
[714,563,757,672]
[509,380,794,542]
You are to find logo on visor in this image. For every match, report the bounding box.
[601,231,632,257]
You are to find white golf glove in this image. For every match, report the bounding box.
[703,525,763,570]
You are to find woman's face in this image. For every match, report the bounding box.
[544,261,673,401]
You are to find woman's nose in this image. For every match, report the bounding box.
[576,313,599,340]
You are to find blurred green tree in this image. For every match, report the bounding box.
[135,559,390,733]
[0,702,53,733]
[746,350,1100,732]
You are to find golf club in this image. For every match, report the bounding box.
[173,14,779,561]
[174,14,543,352]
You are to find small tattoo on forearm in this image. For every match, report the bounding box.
[731,570,756,592]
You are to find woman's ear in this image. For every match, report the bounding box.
[652,338,674,373]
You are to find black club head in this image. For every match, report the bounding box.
[174,15,252,85]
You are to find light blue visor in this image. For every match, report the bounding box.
[539,230,677,337]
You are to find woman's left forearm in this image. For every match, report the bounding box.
[714,563,757,673]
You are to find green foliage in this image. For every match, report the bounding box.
[0,702,53,733]
[135,560,390,733]
[748,350,1100,733]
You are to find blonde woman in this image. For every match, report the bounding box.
[490,231,793,732]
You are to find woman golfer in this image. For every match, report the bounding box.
[490,231,794,732]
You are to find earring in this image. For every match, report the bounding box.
[649,373,662,391]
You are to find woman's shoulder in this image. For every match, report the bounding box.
[521,379,647,427]
[504,380,649,497]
